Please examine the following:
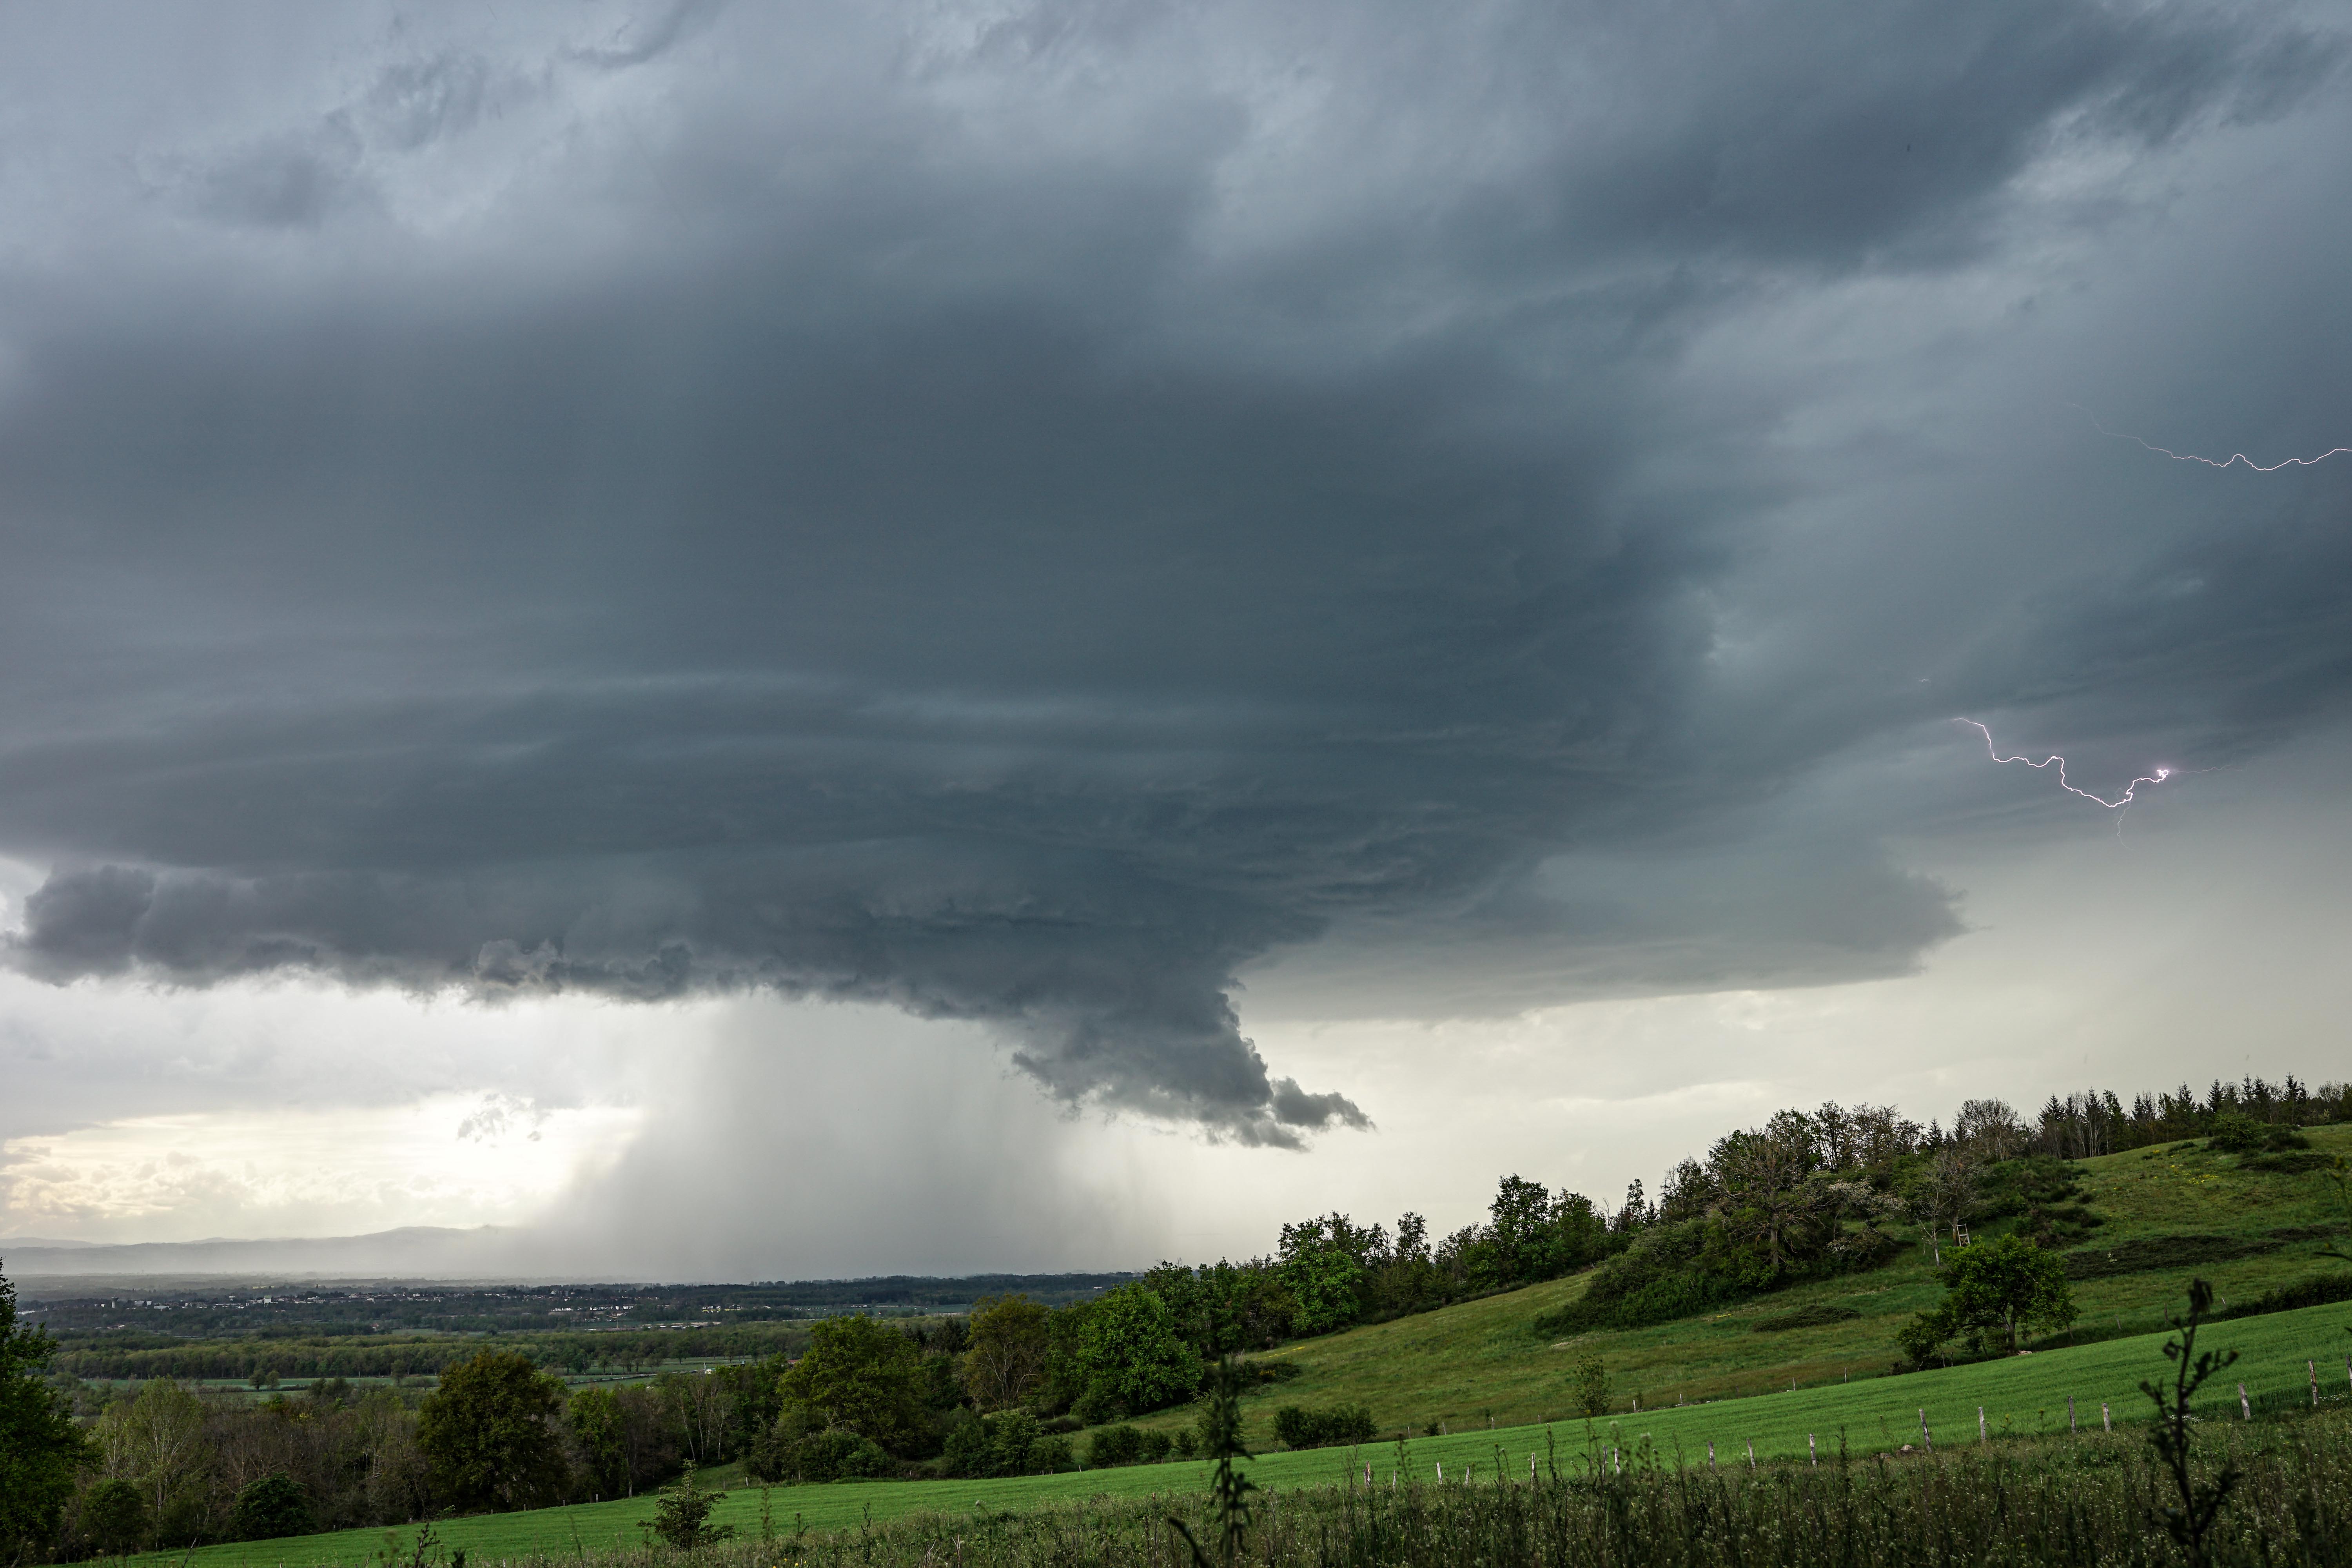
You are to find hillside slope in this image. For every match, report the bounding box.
[1129,1123,2350,1444]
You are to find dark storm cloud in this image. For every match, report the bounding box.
[0,0,2343,1143]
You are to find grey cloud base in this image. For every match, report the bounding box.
[7,852,1358,1146]
[0,0,2345,1146]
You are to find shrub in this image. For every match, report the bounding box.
[228,1474,312,1541]
[1084,1424,1174,1466]
[939,1411,992,1477]
[639,1466,735,1550]
[76,1478,149,1556]
[1271,1404,1376,1450]
[2214,1272,2352,1320]
[764,1428,893,1483]
[941,1410,1071,1478]
[2210,1114,2307,1155]
[1532,1220,1757,1335]
[1087,1425,1145,1467]
[1573,1353,1609,1417]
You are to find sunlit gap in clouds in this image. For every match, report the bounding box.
[0,1095,642,1243]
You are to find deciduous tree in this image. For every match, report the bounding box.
[1900,1233,2077,1361]
[777,1314,926,1452]
[2,1259,93,1557]
[415,1350,569,1511]
[1076,1285,1201,1419]
[96,1379,209,1535]
[962,1294,1051,1410]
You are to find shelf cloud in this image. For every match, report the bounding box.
[2,0,2346,1152]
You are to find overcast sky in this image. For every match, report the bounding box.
[3,0,2350,1278]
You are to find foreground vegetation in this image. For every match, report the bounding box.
[131,1404,2352,1568]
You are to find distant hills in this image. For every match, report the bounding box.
[0,1225,534,1279]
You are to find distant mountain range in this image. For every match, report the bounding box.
[0,1225,536,1278]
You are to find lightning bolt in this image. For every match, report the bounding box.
[2074,406,2352,472]
[1956,719,2174,810]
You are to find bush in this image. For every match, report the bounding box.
[764,1427,893,1483]
[1573,1353,1609,1417]
[1532,1220,1755,1335]
[76,1479,149,1556]
[227,1474,312,1541]
[1086,1425,1162,1467]
[1241,1359,1305,1386]
[939,1411,992,1477]
[2215,1272,2352,1320]
[2210,1114,2308,1155]
[639,1466,735,1550]
[1272,1404,1377,1450]
[1029,1434,1076,1473]
[941,1410,1051,1478]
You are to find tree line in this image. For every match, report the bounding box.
[50,1323,811,1384]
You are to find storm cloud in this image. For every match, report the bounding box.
[1,0,2346,1147]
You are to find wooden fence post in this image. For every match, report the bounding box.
[2239,1383,2250,1420]
[1747,1439,1756,1472]
[2102,1403,2111,1432]
[1978,1407,1986,1444]
[1919,1410,1932,1453]
[2310,1361,2319,1408]
[2068,1395,2076,1432]
[1808,1433,1817,1467]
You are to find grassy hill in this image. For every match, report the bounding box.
[1127,1123,2352,1445]
[116,1124,2350,1568]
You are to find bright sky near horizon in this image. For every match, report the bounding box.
[3,0,2350,1278]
